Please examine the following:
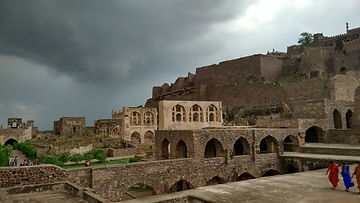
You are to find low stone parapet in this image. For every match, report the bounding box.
[0,165,65,188]
[107,147,137,157]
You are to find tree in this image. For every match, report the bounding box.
[298,32,313,45]
[0,144,12,166]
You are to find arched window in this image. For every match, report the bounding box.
[305,126,324,143]
[283,135,299,152]
[233,137,250,156]
[259,136,278,154]
[144,111,154,125]
[11,122,18,128]
[161,139,170,159]
[346,109,353,129]
[205,176,226,186]
[169,180,194,192]
[206,105,218,122]
[172,105,186,122]
[144,131,154,143]
[130,111,140,125]
[333,109,342,129]
[204,138,225,158]
[189,104,203,122]
[175,140,188,158]
[130,131,141,143]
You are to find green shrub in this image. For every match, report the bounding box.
[0,144,12,166]
[13,142,37,159]
[70,154,83,163]
[37,153,49,164]
[95,151,107,162]
[83,151,95,161]
[59,152,71,163]
[129,157,139,163]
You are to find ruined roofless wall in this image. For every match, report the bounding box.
[152,54,284,98]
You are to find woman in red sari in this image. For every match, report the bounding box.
[326,161,339,189]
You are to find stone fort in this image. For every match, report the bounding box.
[1,26,360,202]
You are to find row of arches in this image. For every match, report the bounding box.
[172,104,219,122]
[130,111,155,125]
[161,135,300,160]
[123,170,280,199]
[333,109,352,129]
[130,131,155,144]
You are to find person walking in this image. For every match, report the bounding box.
[326,161,339,189]
[342,162,354,192]
[14,156,18,166]
[351,162,360,194]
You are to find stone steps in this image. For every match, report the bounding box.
[301,143,360,156]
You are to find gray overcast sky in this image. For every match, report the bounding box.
[0,0,359,130]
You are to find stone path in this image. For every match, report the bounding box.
[282,152,360,161]
[303,143,360,149]
[122,166,360,203]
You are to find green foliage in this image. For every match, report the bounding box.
[13,142,37,159]
[70,154,84,163]
[298,32,313,45]
[95,151,107,162]
[129,157,140,163]
[272,73,306,86]
[128,184,152,192]
[83,151,95,160]
[0,144,12,166]
[59,152,71,163]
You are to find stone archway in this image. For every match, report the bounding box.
[346,110,353,129]
[262,169,280,177]
[259,136,278,154]
[283,135,299,152]
[237,172,255,181]
[333,109,342,129]
[169,180,195,192]
[205,176,226,186]
[175,140,188,158]
[161,139,170,160]
[204,138,225,158]
[123,183,157,200]
[233,137,250,156]
[130,131,141,143]
[144,131,154,143]
[285,164,299,174]
[305,126,324,143]
[4,138,17,146]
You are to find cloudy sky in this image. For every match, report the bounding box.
[0,0,359,130]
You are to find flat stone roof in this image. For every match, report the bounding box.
[123,165,360,203]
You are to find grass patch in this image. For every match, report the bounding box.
[128,184,153,192]
[62,158,130,169]
[272,73,306,86]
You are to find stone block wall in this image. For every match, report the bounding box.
[107,147,137,157]
[0,165,65,188]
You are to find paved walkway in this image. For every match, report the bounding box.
[281,152,360,161]
[123,166,360,203]
[302,143,360,149]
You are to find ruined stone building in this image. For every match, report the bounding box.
[53,117,86,136]
[94,107,157,144]
[0,118,34,145]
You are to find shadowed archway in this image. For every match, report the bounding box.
[175,140,188,158]
[205,176,226,186]
[233,137,250,156]
[204,138,225,158]
[161,139,170,159]
[305,126,324,143]
[236,172,255,181]
[169,180,195,192]
[262,169,280,177]
[259,136,278,154]
[283,135,299,152]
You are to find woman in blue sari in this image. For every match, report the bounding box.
[342,162,354,191]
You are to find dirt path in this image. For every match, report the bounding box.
[10,149,28,166]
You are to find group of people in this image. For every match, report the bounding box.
[8,156,37,167]
[326,161,360,193]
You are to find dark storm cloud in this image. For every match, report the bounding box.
[0,0,255,84]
